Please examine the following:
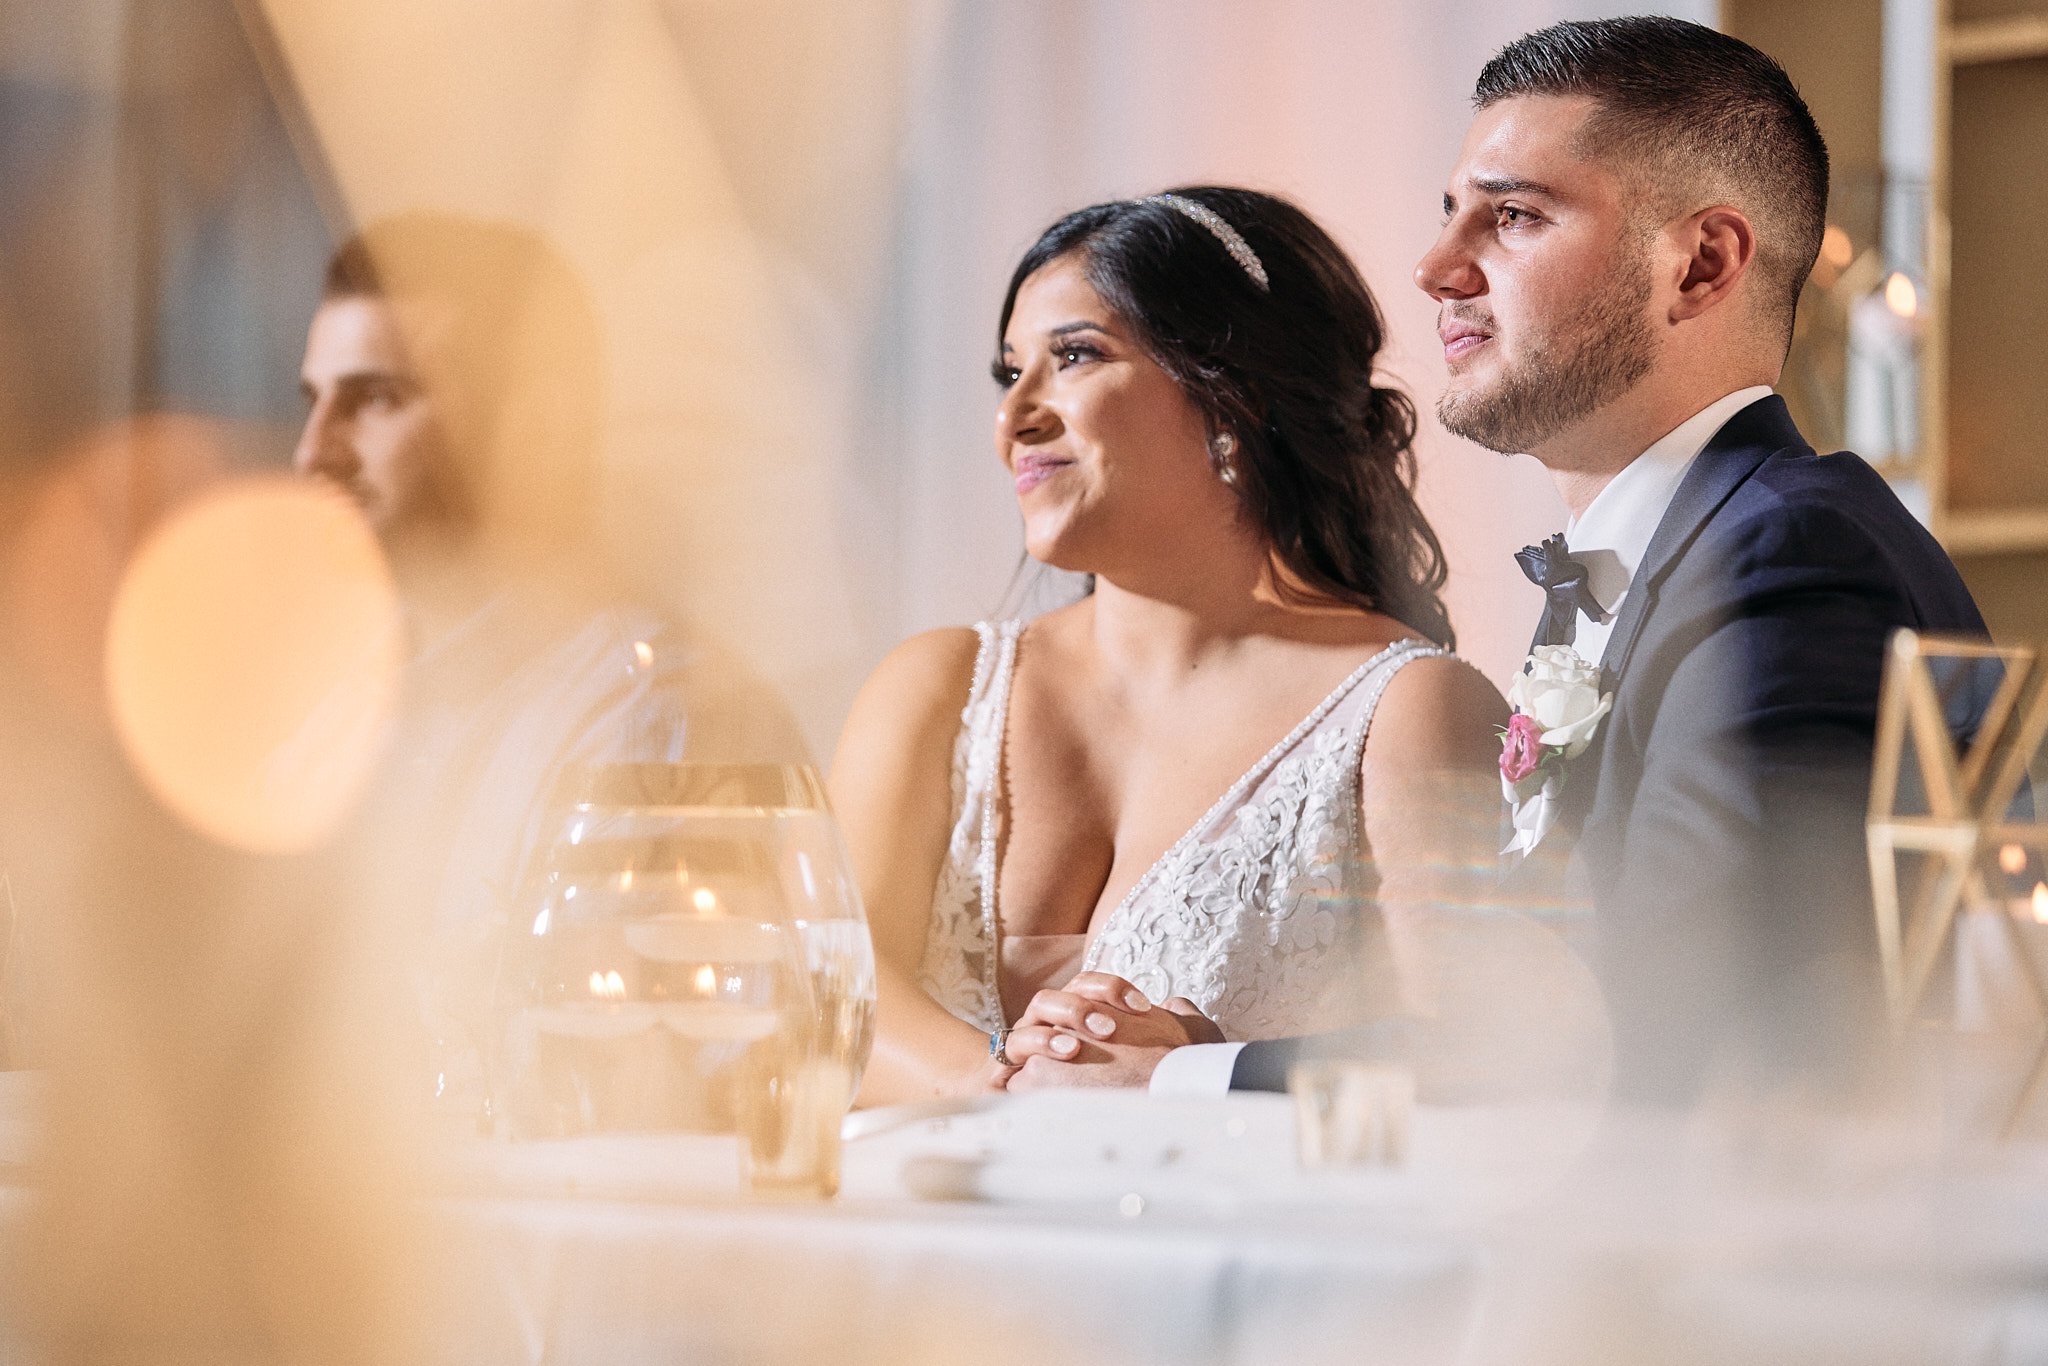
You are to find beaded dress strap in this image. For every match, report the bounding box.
[967,620,1023,1031]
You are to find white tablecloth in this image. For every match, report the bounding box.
[414,1091,2048,1366]
[4,1077,2047,1364]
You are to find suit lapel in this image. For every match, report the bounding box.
[1538,397,1804,847]
[1597,395,1806,687]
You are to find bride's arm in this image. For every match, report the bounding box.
[1357,656,1507,1015]
[829,628,997,1105]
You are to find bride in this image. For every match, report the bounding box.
[832,187,1506,1104]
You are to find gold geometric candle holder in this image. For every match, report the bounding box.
[1868,630,2048,1137]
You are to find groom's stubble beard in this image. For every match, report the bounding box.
[1436,234,1659,456]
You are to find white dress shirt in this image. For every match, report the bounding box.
[1148,385,1776,1099]
[1148,1032,1248,1096]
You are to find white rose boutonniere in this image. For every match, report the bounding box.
[1500,645,1614,856]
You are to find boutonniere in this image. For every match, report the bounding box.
[1500,644,1614,856]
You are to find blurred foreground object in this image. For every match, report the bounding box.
[1289,1060,1412,1169]
[0,457,427,1362]
[1868,628,2048,1138]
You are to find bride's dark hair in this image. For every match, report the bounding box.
[997,186,1454,647]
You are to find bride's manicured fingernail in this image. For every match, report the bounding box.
[1084,1012,1115,1037]
[1124,990,1150,1012]
[1051,1034,1079,1056]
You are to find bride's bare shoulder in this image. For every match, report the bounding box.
[1366,651,1508,771]
[830,627,984,823]
[843,628,984,734]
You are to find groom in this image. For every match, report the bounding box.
[1003,16,1989,1100]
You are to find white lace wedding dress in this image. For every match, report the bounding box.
[917,620,1446,1041]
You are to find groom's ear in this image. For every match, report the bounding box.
[1667,205,1758,323]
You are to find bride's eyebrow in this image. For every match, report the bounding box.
[999,321,1118,356]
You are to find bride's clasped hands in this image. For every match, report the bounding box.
[991,972,1226,1090]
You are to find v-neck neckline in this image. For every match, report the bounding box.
[984,632,1423,961]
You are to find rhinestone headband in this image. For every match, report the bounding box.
[1143,193,1270,291]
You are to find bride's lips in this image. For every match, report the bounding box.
[1013,452,1072,495]
[1440,317,1492,364]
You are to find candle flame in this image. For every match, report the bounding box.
[588,970,606,996]
[619,869,633,891]
[2000,843,2027,876]
[2033,883,2048,925]
[691,887,717,913]
[605,969,625,996]
[695,964,717,994]
[632,640,655,669]
[1884,272,1918,318]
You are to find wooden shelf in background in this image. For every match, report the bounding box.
[1940,506,2048,555]
[1950,14,2048,65]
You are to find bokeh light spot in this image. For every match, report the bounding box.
[1884,271,1919,319]
[104,478,402,853]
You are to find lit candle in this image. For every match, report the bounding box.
[2000,881,2048,926]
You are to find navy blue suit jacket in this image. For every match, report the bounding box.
[1231,396,1989,1097]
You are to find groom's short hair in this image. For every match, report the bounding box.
[1475,17,1828,347]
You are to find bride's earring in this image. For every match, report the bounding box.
[1210,431,1239,486]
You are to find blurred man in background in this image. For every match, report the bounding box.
[294,214,804,1093]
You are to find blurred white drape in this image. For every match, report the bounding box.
[255,0,946,754]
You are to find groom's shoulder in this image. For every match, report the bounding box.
[1664,430,1984,638]
[1747,436,1901,510]
[1706,435,1954,582]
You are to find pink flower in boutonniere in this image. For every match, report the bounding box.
[1499,712,1544,785]
[1500,644,1615,857]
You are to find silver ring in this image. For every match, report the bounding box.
[989,1027,1014,1068]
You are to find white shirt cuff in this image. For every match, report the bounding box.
[1148,1041,1248,1098]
